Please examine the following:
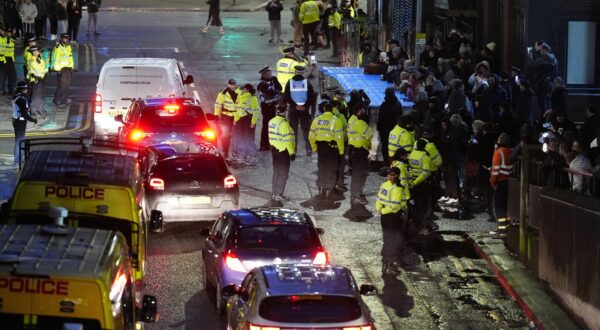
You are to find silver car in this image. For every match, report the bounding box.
[224,264,377,330]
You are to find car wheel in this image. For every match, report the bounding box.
[215,282,224,315]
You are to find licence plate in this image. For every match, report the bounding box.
[180,196,211,204]
[109,110,124,117]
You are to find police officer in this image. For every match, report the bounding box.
[269,105,296,205]
[309,100,344,198]
[12,81,37,164]
[233,83,260,164]
[299,0,321,55]
[52,33,74,107]
[27,46,48,117]
[348,102,372,205]
[376,166,408,275]
[390,148,412,207]
[23,37,36,80]
[0,27,6,94]
[414,126,443,225]
[408,139,434,234]
[490,133,513,237]
[2,28,17,94]
[276,47,303,90]
[388,115,415,159]
[282,65,316,156]
[331,89,349,191]
[257,66,282,151]
[214,78,240,159]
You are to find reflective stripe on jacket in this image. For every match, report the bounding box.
[490,146,513,185]
[27,57,47,81]
[276,57,301,89]
[268,115,296,156]
[408,149,432,185]
[3,38,14,60]
[414,138,442,171]
[388,125,414,157]
[376,180,406,214]
[328,10,342,28]
[390,160,412,201]
[299,0,320,24]
[52,43,74,71]
[347,115,372,150]
[234,92,260,125]
[214,88,240,117]
[309,111,345,154]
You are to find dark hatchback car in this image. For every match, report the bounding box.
[139,142,239,223]
[200,208,328,314]
[116,98,217,147]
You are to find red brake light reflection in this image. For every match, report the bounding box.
[224,175,237,188]
[149,178,164,190]
[194,128,216,141]
[313,250,328,265]
[164,104,180,114]
[225,251,246,272]
[95,93,102,113]
[129,129,152,142]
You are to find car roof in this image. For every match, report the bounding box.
[149,142,221,159]
[228,208,313,227]
[260,264,356,296]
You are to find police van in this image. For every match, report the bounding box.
[0,221,158,329]
[94,58,194,138]
[2,137,163,300]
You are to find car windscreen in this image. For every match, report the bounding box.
[235,225,320,252]
[140,106,207,130]
[259,295,362,323]
[157,155,228,181]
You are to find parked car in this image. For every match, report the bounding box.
[140,142,239,223]
[116,98,216,147]
[225,264,377,330]
[201,208,328,314]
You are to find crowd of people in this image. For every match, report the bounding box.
[2,0,101,42]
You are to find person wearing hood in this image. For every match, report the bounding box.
[489,133,513,236]
[348,102,372,206]
[282,65,317,156]
[447,79,468,115]
[580,106,600,148]
[468,60,490,95]
[377,87,402,164]
[233,83,260,165]
[486,74,508,116]
[550,77,568,113]
[269,105,296,205]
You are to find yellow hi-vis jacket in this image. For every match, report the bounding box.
[328,10,342,29]
[0,36,6,63]
[214,87,241,117]
[376,180,407,215]
[388,125,414,157]
[408,149,432,186]
[309,111,345,154]
[24,46,33,69]
[347,115,372,150]
[276,57,302,91]
[299,0,321,24]
[332,107,348,141]
[3,37,14,61]
[27,56,48,82]
[390,160,412,201]
[415,138,442,171]
[234,91,260,126]
[52,43,74,71]
[268,115,296,156]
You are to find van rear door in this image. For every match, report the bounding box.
[101,65,137,118]
[135,66,175,98]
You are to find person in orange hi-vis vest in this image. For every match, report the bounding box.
[489,132,513,237]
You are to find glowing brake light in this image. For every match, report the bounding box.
[224,175,237,188]
[163,104,180,114]
[225,251,246,273]
[149,178,164,190]
[194,128,216,141]
[95,93,102,113]
[130,129,152,142]
[342,326,372,330]
[248,323,280,330]
[313,250,328,265]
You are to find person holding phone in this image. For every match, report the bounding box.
[266,0,283,43]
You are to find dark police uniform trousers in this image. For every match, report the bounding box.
[381,212,406,263]
[54,67,72,105]
[12,119,27,163]
[350,146,369,198]
[288,107,311,153]
[271,147,291,195]
[316,141,340,190]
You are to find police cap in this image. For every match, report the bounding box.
[294,65,305,73]
[16,81,28,90]
[27,36,36,43]
[28,46,41,53]
[319,100,332,112]
[283,46,295,53]
[259,66,271,74]
[228,79,237,85]
[61,33,70,39]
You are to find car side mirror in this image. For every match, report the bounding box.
[184,75,194,85]
[139,295,158,323]
[205,113,218,121]
[200,228,210,236]
[149,210,163,232]
[115,114,124,123]
[221,285,239,299]
[316,227,325,235]
[359,284,378,296]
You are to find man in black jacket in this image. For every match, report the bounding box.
[265,0,283,43]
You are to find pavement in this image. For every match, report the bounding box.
[102,0,272,12]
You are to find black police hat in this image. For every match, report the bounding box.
[294,65,305,73]
[16,81,28,90]
[228,79,237,85]
[259,66,270,74]
[61,33,70,39]
[283,46,295,53]
[28,46,41,53]
[27,36,36,43]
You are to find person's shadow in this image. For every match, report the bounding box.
[343,204,373,222]
[379,273,414,318]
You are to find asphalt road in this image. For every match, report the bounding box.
[0,10,530,330]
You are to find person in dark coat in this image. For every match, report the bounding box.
[549,77,568,113]
[447,79,467,115]
[3,0,21,38]
[515,79,540,126]
[377,87,403,164]
[440,118,460,198]
[487,75,508,116]
[202,0,224,34]
[473,94,493,123]
[66,0,82,41]
[265,0,283,43]
[33,0,48,39]
[495,101,518,144]
[580,106,600,148]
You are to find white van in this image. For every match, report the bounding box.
[94,58,194,137]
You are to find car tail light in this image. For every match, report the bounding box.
[130,129,152,142]
[164,104,180,113]
[149,178,164,190]
[225,251,246,273]
[95,93,102,113]
[224,175,237,188]
[343,326,372,330]
[312,249,328,265]
[194,128,217,141]
[247,323,280,330]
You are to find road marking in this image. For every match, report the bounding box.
[0,103,90,137]
[95,47,180,51]
[84,43,90,72]
[193,90,200,102]
[174,47,179,53]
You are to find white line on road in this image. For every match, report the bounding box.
[174,47,179,53]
